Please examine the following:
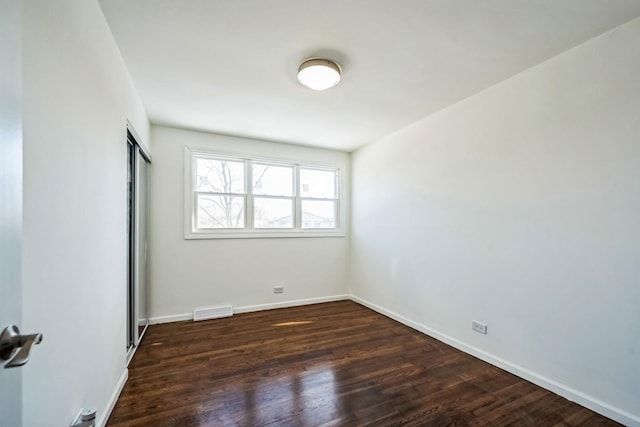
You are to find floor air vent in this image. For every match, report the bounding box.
[193,305,233,321]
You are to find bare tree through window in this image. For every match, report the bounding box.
[196,159,245,228]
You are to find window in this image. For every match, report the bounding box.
[185,148,343,238]
[195,157,246,229]
[300,168,337,229]
[253,163,294,229]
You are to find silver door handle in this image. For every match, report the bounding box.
[0,325,43,369]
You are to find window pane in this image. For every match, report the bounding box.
[253,164,293,196]
[302,200,336,229]
[197,195,245,228]
[300,169,336,199]
[196,158,245,194]
[254,197,293,228]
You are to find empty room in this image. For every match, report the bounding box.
[1,0,639,426]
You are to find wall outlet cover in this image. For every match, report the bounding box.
[472,320,488,335]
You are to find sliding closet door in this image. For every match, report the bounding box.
[135,151,150,343]
[127,129,150,358]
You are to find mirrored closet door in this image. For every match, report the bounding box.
[127,129,150,359]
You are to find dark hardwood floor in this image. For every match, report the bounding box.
[107,300,620,426]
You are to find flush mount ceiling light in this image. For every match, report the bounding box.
[297,58,342,91]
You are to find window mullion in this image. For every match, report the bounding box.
[246,159,253,229]
[253,195,295,201]
[294,165,301,229]
[193,191,198,233]
[299,196,337,202]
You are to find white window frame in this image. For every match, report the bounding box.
[184,146,345,239]
[193,154,248,230]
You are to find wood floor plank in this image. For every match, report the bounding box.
[107,301,621,426]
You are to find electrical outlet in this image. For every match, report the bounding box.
[273,286,284,294]
[71,408,97,427]
[472,320,487,335]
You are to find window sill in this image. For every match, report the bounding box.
[184,230,346,240]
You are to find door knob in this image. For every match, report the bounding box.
[0,325,43,369]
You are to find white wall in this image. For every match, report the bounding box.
[22,1,149,425]
[150,126,349,320]
[350,17,640,426]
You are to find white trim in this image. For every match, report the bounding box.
[125,345,135,366]
[350,295,640,427]
[184,143,343,169]
[149,313,193,324]
[184,146,194,239]
[126,323,150,366]
[97,368,128,427]
[148,295,351,325]
[234,295,350,314]
[136,323,149,346]
[186,230,346,239]
[127,120,151,162]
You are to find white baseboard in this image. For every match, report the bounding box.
[350,295,640,427]
[234,294,350,314]
[97,368,128,427]
[149,312,193,324]
[148,295,350,324]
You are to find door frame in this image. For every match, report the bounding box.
[126,127,151,363]
[0,0,24,424]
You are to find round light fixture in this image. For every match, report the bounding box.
[297,58,342,91]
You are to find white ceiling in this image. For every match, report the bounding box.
[100,0,640,152]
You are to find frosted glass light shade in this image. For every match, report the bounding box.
[297,59,341,91]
